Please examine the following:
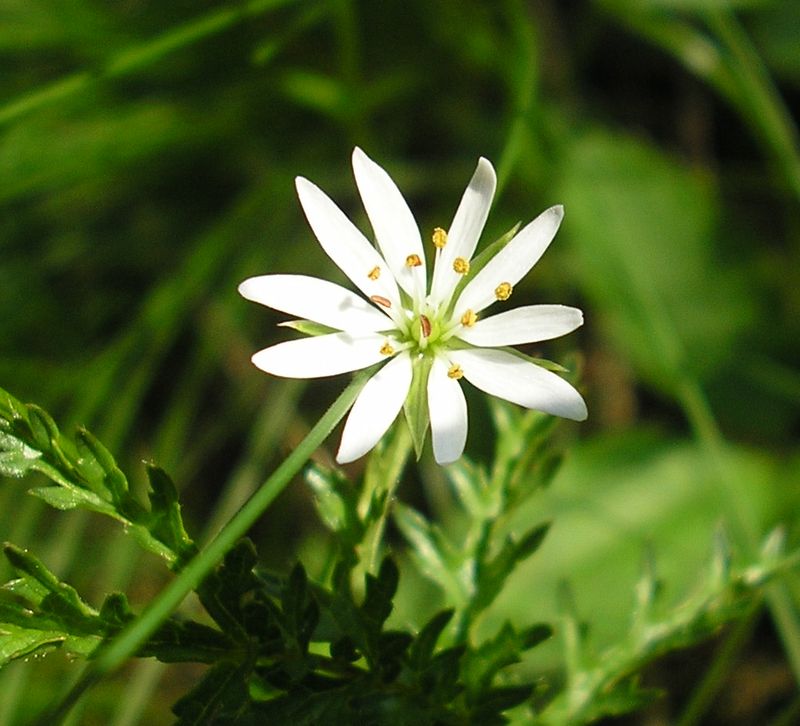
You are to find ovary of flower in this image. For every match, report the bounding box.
[239,147,587,465]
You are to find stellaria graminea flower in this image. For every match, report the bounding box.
[239,148,587,465]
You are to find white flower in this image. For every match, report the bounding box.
[239,148,587,465]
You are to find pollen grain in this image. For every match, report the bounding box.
[494,282,513,301]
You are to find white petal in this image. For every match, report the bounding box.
[427,356,468,464]
[352,148,426,302]
[251,332,391,379]
[457,305,583,347]
[295,177,402,321]
[449,348,587,421]
[239,274,394,333]
[454,205,564,315]
[337,352,412,463]
[430,157,496,308]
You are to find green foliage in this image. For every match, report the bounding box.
[0,385,197,568]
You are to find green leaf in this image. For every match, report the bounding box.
[403,355,433,460]
[278,319,339,336]
[407,609,454,669]
[0,429,41,478]
[172,660,252,725]
[29,486,92,511]
[75,427,129,503]
[146,464,197,567]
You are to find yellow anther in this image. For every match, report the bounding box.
[432,227,448,249]
[453,257,470,275]
[405,253,422,268]
[494,282,513,301]
[460,309,477,327]
[447,364,464,380]
[368,266,381,280]
[380,341,395,356]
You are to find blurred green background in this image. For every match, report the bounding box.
[1,0,799,723]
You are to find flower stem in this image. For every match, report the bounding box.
[354,421,413,585]
[40,368,373,724]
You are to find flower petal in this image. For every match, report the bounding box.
[239,274,394,333]
[295,176,403,322]
[337,352,412,463]
[252,332,392,379]
[430,157,496,308]
[456,305,583,347]
[352,147,425,303]
[427,356,468,464]
[454,205,564,315]
[448,348,587,420]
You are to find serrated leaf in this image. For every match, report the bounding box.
[146,464,196,567]
[3,544,97,620]
[462,621,551,696]
[362,558,398,631]
[172,660,251,725]
[393,503,465,604]
[75,427,128,503]
[408,609,454,668]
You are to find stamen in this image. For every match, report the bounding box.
[447,364,464,380]
[494,282,513,301]
[460,309,477,327]
[405,253,422,268]
[380,341,395,356]
[420,315,432,338]
[432,228,448,249]
[453,257,470,275]
[370,294,392,309]
[367,266,381,280]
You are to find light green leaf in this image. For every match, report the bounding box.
[403,355,433,460]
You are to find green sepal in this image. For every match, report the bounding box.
[403,354,432,460]
[278,319,338,336]
[447,221,521,316]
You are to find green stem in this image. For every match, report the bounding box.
[41,369,372,724]
[355,422,413,583]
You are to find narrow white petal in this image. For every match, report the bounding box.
[427,356,468,464]
[352,148,426,302]
[239,275,394,333]
[337,352,412,463]
[430,157,496,307]
[457,305,583,347]
[251,332,391,379]
[449,348,587,421]
[295,177,402,320]
[455,205,564,315]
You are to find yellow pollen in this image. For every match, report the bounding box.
[405,253,422,268]
[447,364,464,380]
[380,341,395,356]
[494,282,513,301]
[370,294,392,309]
[432,227,448,249]
[453,257,470,275]
[460,309,477,327]
[368,266,381,280]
